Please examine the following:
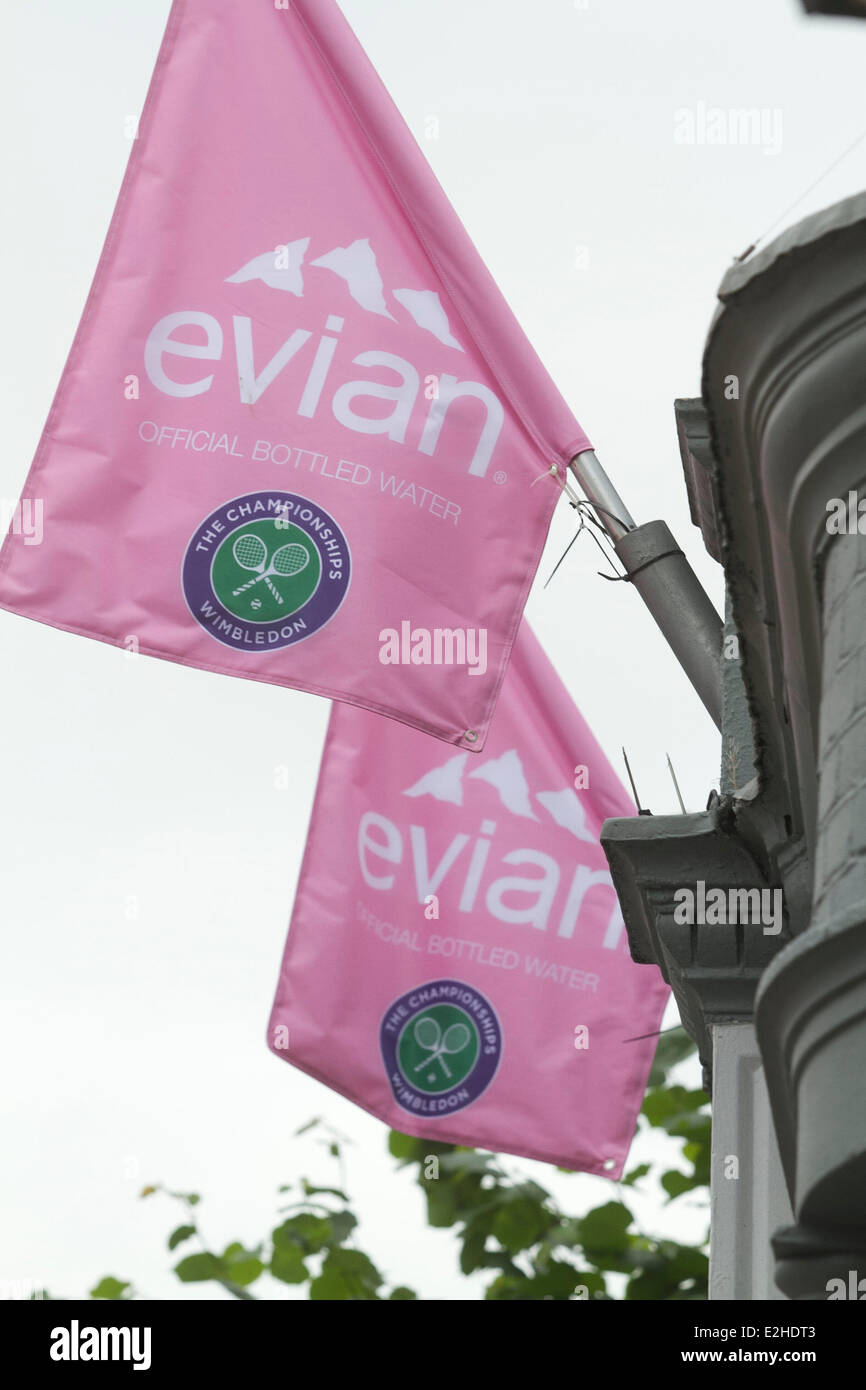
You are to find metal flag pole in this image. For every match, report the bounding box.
[569,450,723,730]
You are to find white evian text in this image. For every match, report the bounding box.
[358,811,624,948]
[144,311,504,477]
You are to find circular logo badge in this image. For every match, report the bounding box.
[182,492,350,651]
[380,980,502,1116]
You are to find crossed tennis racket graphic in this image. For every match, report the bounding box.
[231,532,309,604]
[412,1016,472,1079]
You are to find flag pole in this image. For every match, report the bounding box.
[569,450,723,730]
[568,449,635,540]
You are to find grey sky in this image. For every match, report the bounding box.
[1,0,864,1298]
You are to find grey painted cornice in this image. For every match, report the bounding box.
[601,800,792,1088]
[703,190,866,855]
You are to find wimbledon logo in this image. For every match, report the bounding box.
[380,979,502,1116]
[182,490,351,651]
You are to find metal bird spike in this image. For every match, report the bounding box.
[622,746,644,813]
[666,752,687,814]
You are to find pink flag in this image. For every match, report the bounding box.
[0,0,590,750]
[268,624,668,1175]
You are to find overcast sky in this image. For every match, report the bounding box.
[2,0,865,1300]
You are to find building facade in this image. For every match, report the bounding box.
[602,192,866,1299]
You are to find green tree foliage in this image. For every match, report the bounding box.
[385,1026,710,1301]
[55,1027,709,1302]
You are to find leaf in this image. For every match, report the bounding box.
[642,1085,708,1130]
[225,1257,264,1287]
[531,1261,584,1300]
[668,1114,712,1144]
[387,1130,421,1161]
[548,1217,582,1250]
[647,1028,696,1087]
[618,1247,666,1273]
[221,1243,264,1287]
[89,1277,132,1300]
[293,1118,321,1136]
[491,1197,552,1255]
[485,1265,605,1302]
[269,1244,308,1285]
[483,1272,531,1300]
[389,1286,417,1300]
[328,1211,358,1246]
[310,1249,383,1301]
[661,1170,698,1202]
[662,1244,709,1281]
[460,1231,487,1275]
[578,1202,634,1255]
[272,1213,333,1254]
[626,1242,708,1300]
[388,1130,453,1166]
[174,1253,227,1283]
[425,1181,458,1228]
[139,1186,158,1199]
[300,1179,349,1202]
[436,1152,495,1176]
[507,1178,550,1206]
[450,1175,488,1224]
[185,1194,201,1207]
[621,1163,651,1187]
[167,1225,196,1252]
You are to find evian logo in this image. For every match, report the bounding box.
[144,235,505,477]
[359,747,625,949]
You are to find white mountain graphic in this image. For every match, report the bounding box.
[225,236,309,294]
[467,749,537,819]
[310,238,394,318]
[403,753,469,805]
[535,788,596,843]
[225,234,463,349]
[402,748,598,842]
[392,288,463,350]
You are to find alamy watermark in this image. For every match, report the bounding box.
[379,622,487,677]
[674,880,782,935]
[50,1321,151,1370]
[0,1277,44,1300]
[674,103,783,157]
[825,491,866,534]
[826,1270,866,1299]
[2,497,43,546]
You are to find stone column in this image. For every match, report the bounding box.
[709,1023,792,1300]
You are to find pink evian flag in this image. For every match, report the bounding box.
[0,0,590,751]
[269,624,668,1174]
